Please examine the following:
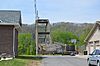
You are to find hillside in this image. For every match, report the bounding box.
[18,22,94,54]
[19,24,35,33]
[20,22,94,38]
[51,22,94,37]
[20,22,94,43]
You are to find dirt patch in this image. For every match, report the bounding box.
[27,60,41,66]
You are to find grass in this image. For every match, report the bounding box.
[0,55,43,66]
[0,58,31,66]
[17,55,43,60]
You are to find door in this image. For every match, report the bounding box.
[95,41,100,49]
[90,45,94,54]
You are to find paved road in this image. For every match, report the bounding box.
[41,56,88,66]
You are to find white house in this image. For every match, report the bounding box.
[85,21,100,54]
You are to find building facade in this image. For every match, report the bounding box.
[85,21,100,54]
[0,10,22,58]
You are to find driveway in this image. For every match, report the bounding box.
[41,56,88,66]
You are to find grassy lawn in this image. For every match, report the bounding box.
[0,58,31,66]
[0,56,42,66]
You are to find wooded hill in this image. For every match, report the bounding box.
[18,22,94,55]
[51,22,93,37]
[20,22,94,38]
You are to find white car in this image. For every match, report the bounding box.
[87,49,100,66]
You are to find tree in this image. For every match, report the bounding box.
[51,30,78,45]
[18,33,36,55]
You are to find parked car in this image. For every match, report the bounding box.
[70,52,75,56]
[87,49,100,66]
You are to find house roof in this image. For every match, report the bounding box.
[0,10,22,26]
[84,21,100,42]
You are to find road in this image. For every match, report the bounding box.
[41,56,88,66]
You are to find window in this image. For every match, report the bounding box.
[92,50,100,55]
[0,20,3,22]
[96,45,100,46]
[95,40,99,45]
[89,41,93,44]
[95,50,100,55]
[94,40,99,43]
[92,50,96,55]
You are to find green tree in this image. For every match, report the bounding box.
[18,33,36,55]
[51,30,78,45]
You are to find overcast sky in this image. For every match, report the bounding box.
[0,0,100,24]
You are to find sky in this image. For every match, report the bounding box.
[0,0,100,24]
